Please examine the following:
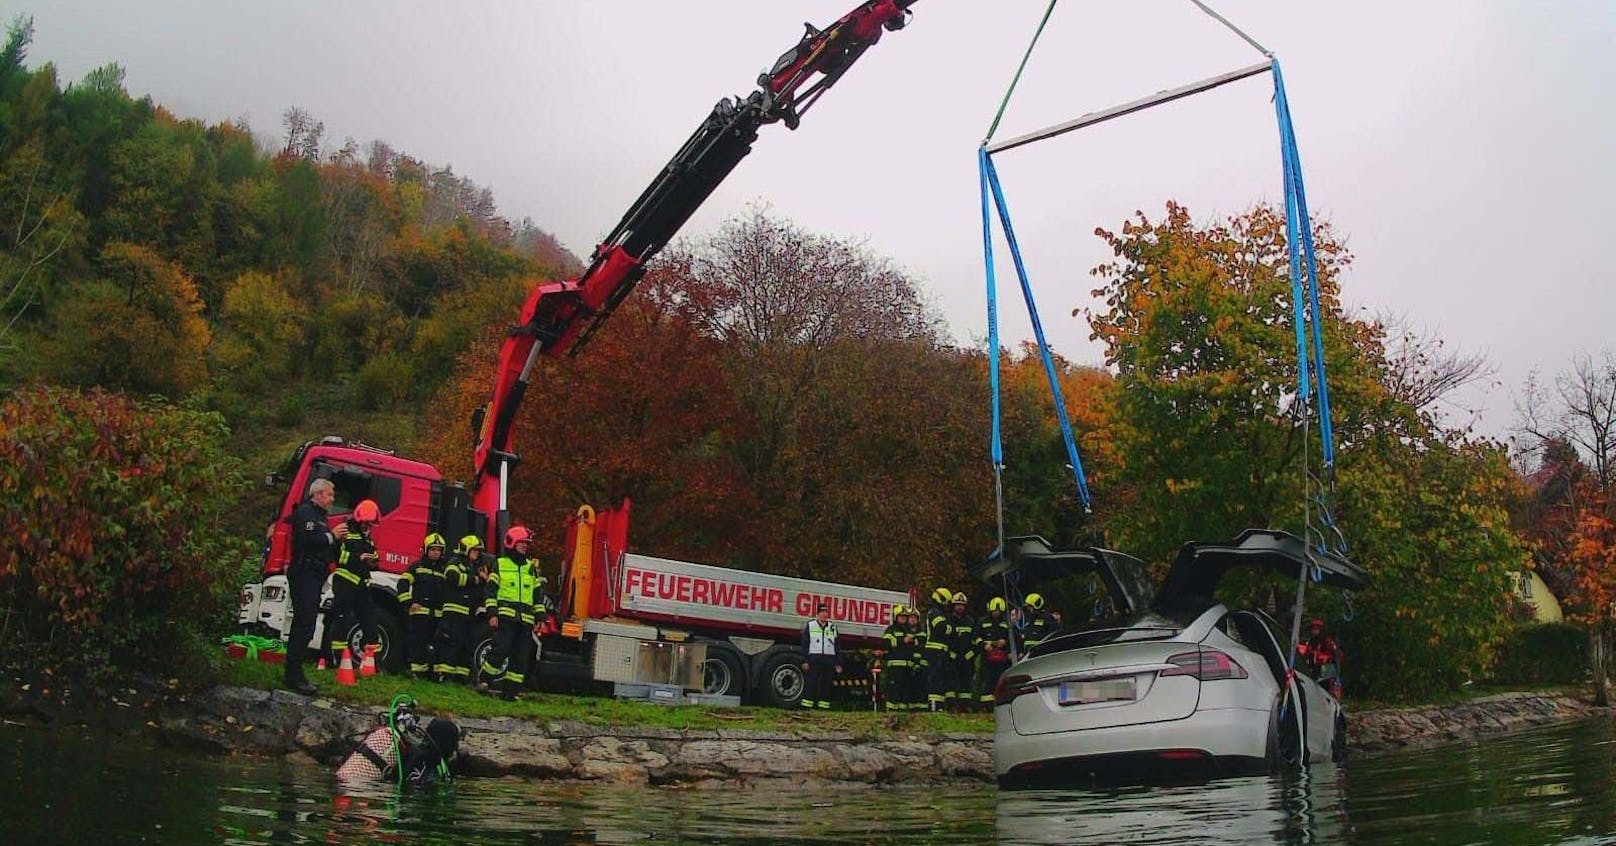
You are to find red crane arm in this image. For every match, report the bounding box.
[470,1,920,538]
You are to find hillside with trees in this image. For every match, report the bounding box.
[2,15,1608,703]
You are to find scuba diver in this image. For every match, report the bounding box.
[335,695,463,790]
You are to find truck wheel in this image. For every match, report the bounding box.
[345,609,405,673]
[701,644,745,698]
[469,635,498,687]
[759,652,806,708]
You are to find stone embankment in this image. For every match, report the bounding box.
[1348,690,1598,754]
[135,685,1607,785]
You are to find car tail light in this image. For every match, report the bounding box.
[1160,649,1249,680]
[993,672,1037,706]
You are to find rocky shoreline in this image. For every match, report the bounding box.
[143,685,1605,786]
[4,680,1604,786]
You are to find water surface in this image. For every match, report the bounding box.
[3,716,1613,844]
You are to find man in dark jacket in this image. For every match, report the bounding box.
[284,478,341,695]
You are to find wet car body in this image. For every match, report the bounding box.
[990,530,1369,787]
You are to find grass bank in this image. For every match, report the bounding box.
[223,660,994,735]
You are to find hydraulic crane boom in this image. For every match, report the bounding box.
[471,1,920,543]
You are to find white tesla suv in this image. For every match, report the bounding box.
[990,530,1367,787]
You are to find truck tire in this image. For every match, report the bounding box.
[469,629,542,689]
[700,643,745,698]
[758,651,806,708]
[345,608,405,673]
[469,633,497,688]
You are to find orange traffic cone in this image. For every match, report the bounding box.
[335,647,357,686]
[316,656,328,671]
[359,644,378,678]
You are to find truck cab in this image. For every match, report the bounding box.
[238,436,481,670]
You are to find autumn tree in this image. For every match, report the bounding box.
[1519,350,1616,493]
[1516,352,1616,703]
[1086,202,1523,701]
[40,242,211,396]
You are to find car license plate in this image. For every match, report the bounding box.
[1058,678,1135,705]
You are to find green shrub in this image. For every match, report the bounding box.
[355,353,415,410]
[1491,622,1587,686]
[274,393,307,427]
[0,387,253,677]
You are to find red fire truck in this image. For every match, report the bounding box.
[236,2,922,706]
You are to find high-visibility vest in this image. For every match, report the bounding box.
[491,554,544,621]
[806,619,838,656]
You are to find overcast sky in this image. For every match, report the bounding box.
[23,1,1616,443]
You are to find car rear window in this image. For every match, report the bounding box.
[1025,609,1192,657]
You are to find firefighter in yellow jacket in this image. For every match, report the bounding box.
[478,526,545,700]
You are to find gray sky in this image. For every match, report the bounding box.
[23,1,1616,442]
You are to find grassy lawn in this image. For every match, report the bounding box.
[223,659,994,736]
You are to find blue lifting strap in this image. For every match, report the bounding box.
[1272,58,1337,477]
[979,146,1094,514]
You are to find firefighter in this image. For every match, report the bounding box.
[978,596,1013,709]
[799,603,840,709]
[431,535,485,683]
[948,591,976,711]
[283,478,340,695]
[881,604,920,711]
[1021,592,1054,649]
[324,499,382,668]
[905,606,929,710]
[924,587,954,711]
[1302,618,1344,699]
[479,526,544,700]
[398,533,447,678]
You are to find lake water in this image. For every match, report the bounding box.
[3,716,1613,844]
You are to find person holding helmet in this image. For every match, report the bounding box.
[431,534,486,683]
[978,596,1013,709]
[480,525,545,700]
[924,587,954,711]
[881,604,921,711]
[948,591,976,710]
[324,499,382,669]
[398,533,448,678]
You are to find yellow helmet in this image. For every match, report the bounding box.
[952,591,968,604]
[1025,592,1045,610]
[932,587,953,606]
[892,604,908,618]
[423,533,447,550]
[458,534,484,554]
[988,596,1007,613]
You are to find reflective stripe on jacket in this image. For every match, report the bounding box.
[491,554,544,622]
[804,619,838,657]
